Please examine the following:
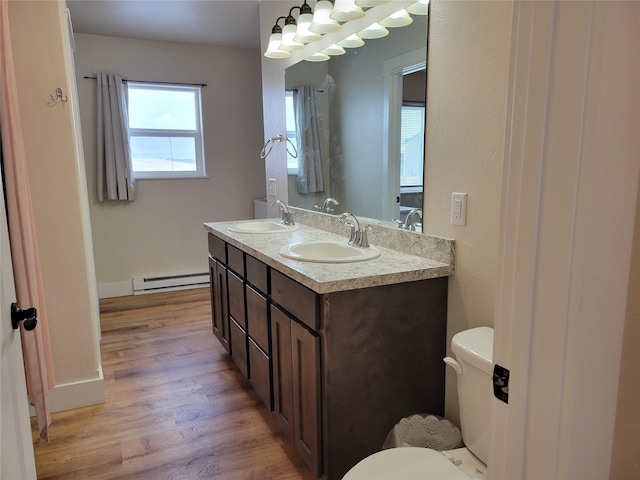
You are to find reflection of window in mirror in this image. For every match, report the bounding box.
[400,102,425,188]
[285,90,298,174]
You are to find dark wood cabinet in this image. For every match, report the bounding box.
[207,232,448,480]
[208,256,229,353]
[271,304,321,476]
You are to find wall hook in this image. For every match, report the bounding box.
[49,87,68,105]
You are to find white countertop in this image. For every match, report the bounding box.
[204,219,453,294]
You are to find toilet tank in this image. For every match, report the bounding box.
[451,327,494,465]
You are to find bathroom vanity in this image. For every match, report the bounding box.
[204,215,454,479]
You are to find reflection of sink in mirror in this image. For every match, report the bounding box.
[228,220,299,234]
[279,241,381,263]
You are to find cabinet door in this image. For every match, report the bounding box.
[291,320,321,476]
[209,256,229,352]
[271,305,293,441]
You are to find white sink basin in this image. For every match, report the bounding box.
[228,220,299,234]
[279,241,381,263]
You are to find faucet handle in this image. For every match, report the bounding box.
[357,226,372,248]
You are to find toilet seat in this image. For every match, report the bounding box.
[342,447,474,479]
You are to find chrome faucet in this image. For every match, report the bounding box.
[271,200,294,226]
[315,197,340,213]
[338,212,371,248]
[404,208,423,231]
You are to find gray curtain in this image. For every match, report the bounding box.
[96,73,135,201]
[294,86,324,194]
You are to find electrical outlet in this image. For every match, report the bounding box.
[451,192,467,226]
[268,178,277,197]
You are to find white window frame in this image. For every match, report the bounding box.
[127,82,206,179]
[285,90,298,175]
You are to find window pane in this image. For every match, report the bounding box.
[128,87,196,130]
[130,136,196,172]
[400,105,425,187]
[285,91,298,170]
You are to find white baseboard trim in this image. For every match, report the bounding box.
[98,280,133,299]
[31,367,106,415]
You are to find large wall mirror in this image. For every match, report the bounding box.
[284,8,428,228]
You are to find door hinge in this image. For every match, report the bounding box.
[493,364,509,404]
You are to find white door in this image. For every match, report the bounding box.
[490,1,639,478]
[0,170,37,479]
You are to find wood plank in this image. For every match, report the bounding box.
[32,288,314,480]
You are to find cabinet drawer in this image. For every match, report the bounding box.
[249,338,272,410]
[230,318,248,378]
[208,233,226,262]
[228,271,246,328]
[246,254,268,294]
[271,270,319,331]
[227,244,245,276]
[246,285,269,352]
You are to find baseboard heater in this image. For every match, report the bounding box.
[132,272,209,295]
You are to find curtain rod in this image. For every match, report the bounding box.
[84,76,207,88]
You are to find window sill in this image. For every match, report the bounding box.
[134,174,210,180]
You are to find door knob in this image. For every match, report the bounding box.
[11,303,37,331]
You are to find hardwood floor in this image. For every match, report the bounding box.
[31,288,315,480]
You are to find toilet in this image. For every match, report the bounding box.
[343,327,494,479]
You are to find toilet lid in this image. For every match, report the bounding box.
[342,447,473,480]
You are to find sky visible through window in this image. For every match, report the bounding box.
[128,85,199,172]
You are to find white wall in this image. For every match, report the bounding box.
[9,0,103,410]
[424,0,512,425]
[73,33,265,297]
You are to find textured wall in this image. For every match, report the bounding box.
[424,0,513,425]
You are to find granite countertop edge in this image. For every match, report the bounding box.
[204,220,453,294]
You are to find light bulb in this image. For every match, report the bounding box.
[305,51,331,62]
[321,44,346,56]
[294,12,321,43]
[264,33,291,58]
[406,0,429,16]
[331,0,365,22]
[358,22,389,39]
[281,24,304,51]
[309,0,341,34]
[337,33,365,48]
[380,9,413,28]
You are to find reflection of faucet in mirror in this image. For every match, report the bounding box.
[404,208,423,231]
[271,199,295,226]
[314,197,340,213]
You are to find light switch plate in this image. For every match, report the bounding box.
[451,192,467,226]
[268,178,277,197]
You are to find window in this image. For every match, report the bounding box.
[127,82,206,179]
[285,90,298,174]
[400,103,425,187]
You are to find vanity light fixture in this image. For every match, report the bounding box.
[309,0,341,34]
[294,1,322,43]
[330,0,365,22]
[264,16,291,58]
[358,21,389,39]
[281,7,305,51]
[406,0,429,16]
[304,51,331,62]
[379,9,413,28]
[337,33,365,48]
[321,43,346,56]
